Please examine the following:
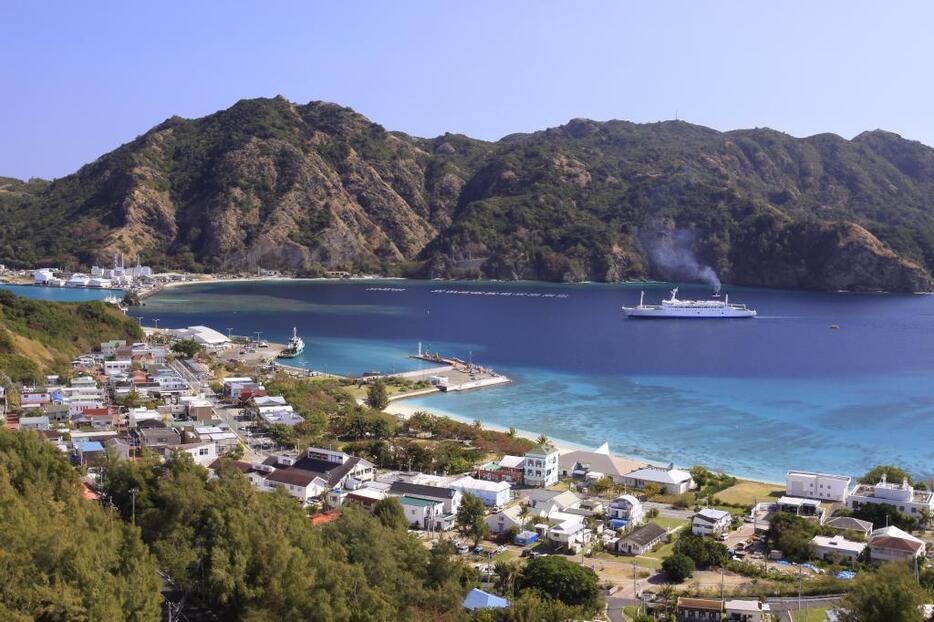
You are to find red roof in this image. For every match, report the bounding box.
[871,536,924,554]
[83,407,111,417]
[310,511,341,526]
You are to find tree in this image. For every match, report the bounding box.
[456,493,489,546]
[171,339,202,359]
[590,475,615,497]
[516,556,602,613]
[673,533,728,568]
[845,501,917,532]
[366,380,389,410]
[266,423,296,449]
[767,513,817,562]
[225,443,244,460]
[661,553,695,583]
[535,434,549,446]
[859,465,912,486]
[373,497,408,531]
[642,483,662,499]
[838,562,926,622]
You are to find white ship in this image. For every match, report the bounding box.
[277,327,306,358]
[623,288,756,319]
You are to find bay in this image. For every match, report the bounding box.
[137,279,934,481]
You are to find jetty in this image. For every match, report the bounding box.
[401,353,511,393]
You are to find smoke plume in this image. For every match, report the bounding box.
[648,229,722,291]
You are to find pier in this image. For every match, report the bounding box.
[403,354,512,392]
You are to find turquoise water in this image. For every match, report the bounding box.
[137,279,934,481]
[0,283,123,302]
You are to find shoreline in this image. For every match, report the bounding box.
[382,395,784,486]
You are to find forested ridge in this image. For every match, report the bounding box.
[3,97,934,291]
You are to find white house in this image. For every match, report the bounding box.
[260,467,328,504]
[524,443,560,487]
[18,415,50,431]
[868,525,926,564]
[811,534,866,562]
[785,470,851,503]
[848,475,934,520]
[724,600,771,622]
[448,475,511,508]
[400,496,446,530]
[103,360,133,377]
[692,508,732,537]
[389,480,462,517]
[486,505,525,535]
[164,441,218,467]
[614,522,668,555]
[621,466,694,495]
[607,494,644,525]
[545,518,591,553]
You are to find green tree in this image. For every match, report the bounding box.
[859,465,913,485]
[590,475,616,497]
[366,380,389,410]
[456,493,489,546]
[662,553,695,583]
[373,497,408,531]
[767,513,818,562]
[266,423,297,449]
[838,562,926,622]
[516,556,602,613]
[673,533,728,568]
[171,339,202,358]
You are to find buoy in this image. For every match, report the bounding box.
[830,324,840,329]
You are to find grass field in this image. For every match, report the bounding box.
[716,480,784,506]
[790,607,829,621]
[649,516,690,530]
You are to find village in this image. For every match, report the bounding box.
[1,321,932,622]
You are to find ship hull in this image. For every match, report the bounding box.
[623,308,756,318]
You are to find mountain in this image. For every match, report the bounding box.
[3,96,934,291]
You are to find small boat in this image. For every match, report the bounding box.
[830,324,840,329]
[277,327,305,359]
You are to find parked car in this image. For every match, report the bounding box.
[456,544,470,555]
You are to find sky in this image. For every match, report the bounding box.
[2,1,933,179]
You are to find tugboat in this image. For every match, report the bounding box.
[623,288,757,319]
[277,327,305,358]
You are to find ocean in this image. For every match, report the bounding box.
[0,283,123,302]
[134,279,934,481]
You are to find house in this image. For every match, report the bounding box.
[135,427,181,451]
[676,597,722,621]
[526,489,581,516]
[104,360,133,377]
[778,496,821,517]
[868,525,926,564]
[615,522,667,555]
[545,518,591,553]
[193,426,239,454]
[486,505,525,535]
[181,397,215,421]
[463,588,509,612]
[811,535,866,562]
[824,516,873,537]
[164,441,218,467]
[607,494,644,525]
[847,475,934,521]
[263,468,327,504]
[327,486,388,512]
[448,475,511,507]
[76,441,106,465]
[558,442,637,483]
[45,403,70,424]
[399,496,446,530]
[292,447,376,487]
[389,480,461,516]
[621,465,694,495]
[523,443,560,487]
[692,508,732,537]
[101,340,127,357]
[785,470,851,503]
[724,599,771,622]
[104,437,132,460]
[476,455,525,484]
[19,415,50,431]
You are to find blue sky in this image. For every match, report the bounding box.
[2,1,932,179]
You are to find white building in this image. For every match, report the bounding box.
[868,525,926,564]
[607,494,644,525]
[724,600,771,622]
[174,325,230,348]
[103,360,133,377]
[545,518,591,553]
[692,508,732,537]
[524,443,560,487]
[621,466,694,495]
[448,475,511,508]
[785,470,851,503]
[33,268,56,284]
[847,475,934,520]
[811,534,866,562]
[486,505,525,535]
[164,442,218,467]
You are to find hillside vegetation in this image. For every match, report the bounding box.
[2,97,934,291]
[0,290,142,382]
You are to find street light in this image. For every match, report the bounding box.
[153,318,160,330]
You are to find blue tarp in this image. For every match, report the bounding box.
[77,441,104,453]
[836,570,856,580]
[608,518,629,530]
[514,530,538,546]
[463,588,509,611]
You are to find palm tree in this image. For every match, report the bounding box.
[507,427,517,438]
[473,419,483,430]
[535,433,549,446]
[518,503,531,529]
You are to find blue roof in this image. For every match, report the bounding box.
[463,588,509,611]
[77,441,104,453]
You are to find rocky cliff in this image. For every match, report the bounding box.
[2,97,933,291]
